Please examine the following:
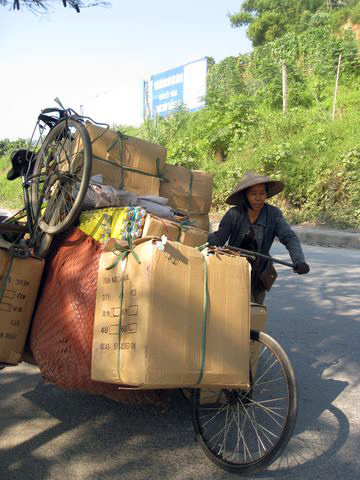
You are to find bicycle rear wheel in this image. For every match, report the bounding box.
[30,118,92,234]
[192,330,298,475]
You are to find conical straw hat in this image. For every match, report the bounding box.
[226,172,284,205]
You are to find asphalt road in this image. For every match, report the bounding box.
[0,242,359,480]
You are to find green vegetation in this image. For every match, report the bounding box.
[119,10,360,229]
[2,2,360,228]
[0,139,27,210]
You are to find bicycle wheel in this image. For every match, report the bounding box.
[30,118,92,234]
[192,330,298,475]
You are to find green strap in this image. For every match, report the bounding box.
[179,219,197,232]
[105,240,141,271]
[186,170,194,216]
[197,242,209,252]
[116,274,125,380]
[0,254,14,304]
[107,131,128,155]
[195,255,208,385]
[88,214,108,238]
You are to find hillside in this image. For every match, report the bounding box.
[1,6,360,228]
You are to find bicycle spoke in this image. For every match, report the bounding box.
[193,332,297,474]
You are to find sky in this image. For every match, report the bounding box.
[0,1,252,140]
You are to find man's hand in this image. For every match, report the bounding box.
[293,262,310,274]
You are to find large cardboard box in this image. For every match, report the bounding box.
[73,123,167,196]
[91,240,250,388]
[0,247,44,364]
[160,164,213,215]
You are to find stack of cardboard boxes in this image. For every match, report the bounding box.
[75,123,212,248]
[1,123,254,392]
[78,123,252,389]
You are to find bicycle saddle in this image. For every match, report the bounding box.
[7,149,36,181]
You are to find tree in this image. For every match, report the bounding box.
[0,0,110,13]
[228,0,352,46]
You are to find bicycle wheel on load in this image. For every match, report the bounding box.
[192,330,298,475]
[30,118,92,235]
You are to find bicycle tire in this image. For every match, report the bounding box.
[192,330,298,475]
[30,118,92,234]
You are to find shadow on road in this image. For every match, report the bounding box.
[0,244,359,480]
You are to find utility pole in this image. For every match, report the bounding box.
[282,63,288,115]
[332,53,342,121]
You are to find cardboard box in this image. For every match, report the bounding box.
[0,248,44,364]
[179,226,208,247]
[249,303,268,378]
[160,164,213,215]
[142,215,181,241]
[188,214,210,231]
[91,240,250,388]
[75,153,162,196]
[174,213,210,232]
[250,303,267,332]
[72,123,166,196]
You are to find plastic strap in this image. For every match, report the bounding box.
[88,214,107,238]
[105,240,141,271]
[0,254,14,303]
[186,170,194,217]
[116,269,125,380]
[195,255,208,385]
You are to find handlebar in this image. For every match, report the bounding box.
[224,245,295,268]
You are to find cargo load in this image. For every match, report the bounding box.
[29,228,169,406]
[160,164,213,215]
[0,243,44,364]
[72,123,167,196]
[91,239,250,389]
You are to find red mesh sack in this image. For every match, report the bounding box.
[30,227,169,406]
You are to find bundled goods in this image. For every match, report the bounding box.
[30,228,169,406]
[160,164,213,216]
[91,239,251,389]
[0,240,44,364]
[79,207,147,244]
[72,123,167,196]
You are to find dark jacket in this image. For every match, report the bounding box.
[208,204,305,274]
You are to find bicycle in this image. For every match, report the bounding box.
[189,247,298,474]
[0,107,298,475]
[0,99,93,256]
